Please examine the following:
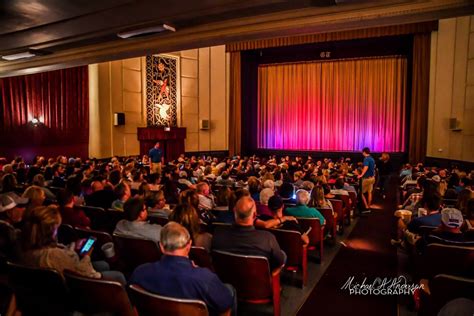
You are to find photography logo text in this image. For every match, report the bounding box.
[341,276,423,295]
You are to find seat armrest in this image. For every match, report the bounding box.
[271,264,285,277]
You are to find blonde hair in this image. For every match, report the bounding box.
[169,204,201,241]
[310,186,329,208]
[21,205,61,251]
[22,185,45,207]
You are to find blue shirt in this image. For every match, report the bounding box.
[363,156,375,178]
[407,213,441,234]
[285,205,326,225]
[129,255,233,315]
[149,147,163,163]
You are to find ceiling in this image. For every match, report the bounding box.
[0,0,473,77]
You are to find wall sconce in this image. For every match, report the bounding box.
[30,117,42,127]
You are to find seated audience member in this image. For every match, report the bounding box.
[300,181,314,192]
[257,188,274,217]
[57,189,91,229]
[197,182,216,211]
[108,169,122,188]
[49,163,66,188]
[66,174,85,206]
[32,174,56,200]
[278,182,296,204]
[322,184,335,200]
[0,174,17,194]
[247,176,261,202]
[0,194,27,260]
[20,205,125,284]
[111,182,131,211]
[114,197,162,242]
[130,222,235,316]
[260,196,309,245]
[212,196,286,269]
[137,182,151,199]
[466,198,474,231]
[169,204,212,252]
[309,185,333,212]
[214,186,234,211]
[293,171,304,188]
[0,193,28,228]
[285,190,326,225]
[147,173,162,192]
[401,176,429,211]
[216,171,234,187]
[178,171,196,190]
[262,179,275,191]
[146,190,171,218]
[22,185,46,213]
[330,178,349,196]
[85,180,115,210]
[423,208,474,246]
[456,188,473,216]
[179,189,200,211]
[443,188,458,200]
[455,177,470,194]
[405,195,442,235]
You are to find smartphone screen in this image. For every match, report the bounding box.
[79,237,97,256]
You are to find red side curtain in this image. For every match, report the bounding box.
[0,66,89,159]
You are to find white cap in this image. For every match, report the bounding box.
[441,208,463,228]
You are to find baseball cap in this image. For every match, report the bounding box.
[441,208,464,228]
[268,195,284,211]
[0,193,29,212]
[431,175,441,183]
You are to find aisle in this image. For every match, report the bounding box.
[297,183,398,316]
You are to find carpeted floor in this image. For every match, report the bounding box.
[297,179,399,316]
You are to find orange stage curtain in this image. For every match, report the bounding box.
[258,57,407,152]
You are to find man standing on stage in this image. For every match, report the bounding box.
[358,147,375,212]
[149,142,164,175]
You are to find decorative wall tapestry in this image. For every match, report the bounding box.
[145,55,178,127]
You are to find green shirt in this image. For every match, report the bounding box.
[285,205,326,224]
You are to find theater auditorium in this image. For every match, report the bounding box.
[0,1,473,315]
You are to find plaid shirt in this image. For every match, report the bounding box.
[403,192,423,209]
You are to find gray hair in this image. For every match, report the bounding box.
[296,189,310,206]
[234,196,256,220]
[160,222,191,251]
[259,188,274,206]
[263,179,275,190]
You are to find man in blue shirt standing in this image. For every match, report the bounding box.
[130,222,235,315]
[358,147,375,212]
[148,142,164,175]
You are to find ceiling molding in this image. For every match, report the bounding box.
[0,0,473,77]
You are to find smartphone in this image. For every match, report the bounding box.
[79,236,97,256]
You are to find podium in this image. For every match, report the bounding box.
[137,127,186,162]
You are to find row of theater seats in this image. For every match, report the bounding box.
[5,196,357,316]
[413,242,474,316]
[6,224,284,316]
[7,261,215,316]
[398,181,474,315]
[4,179,360,316]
